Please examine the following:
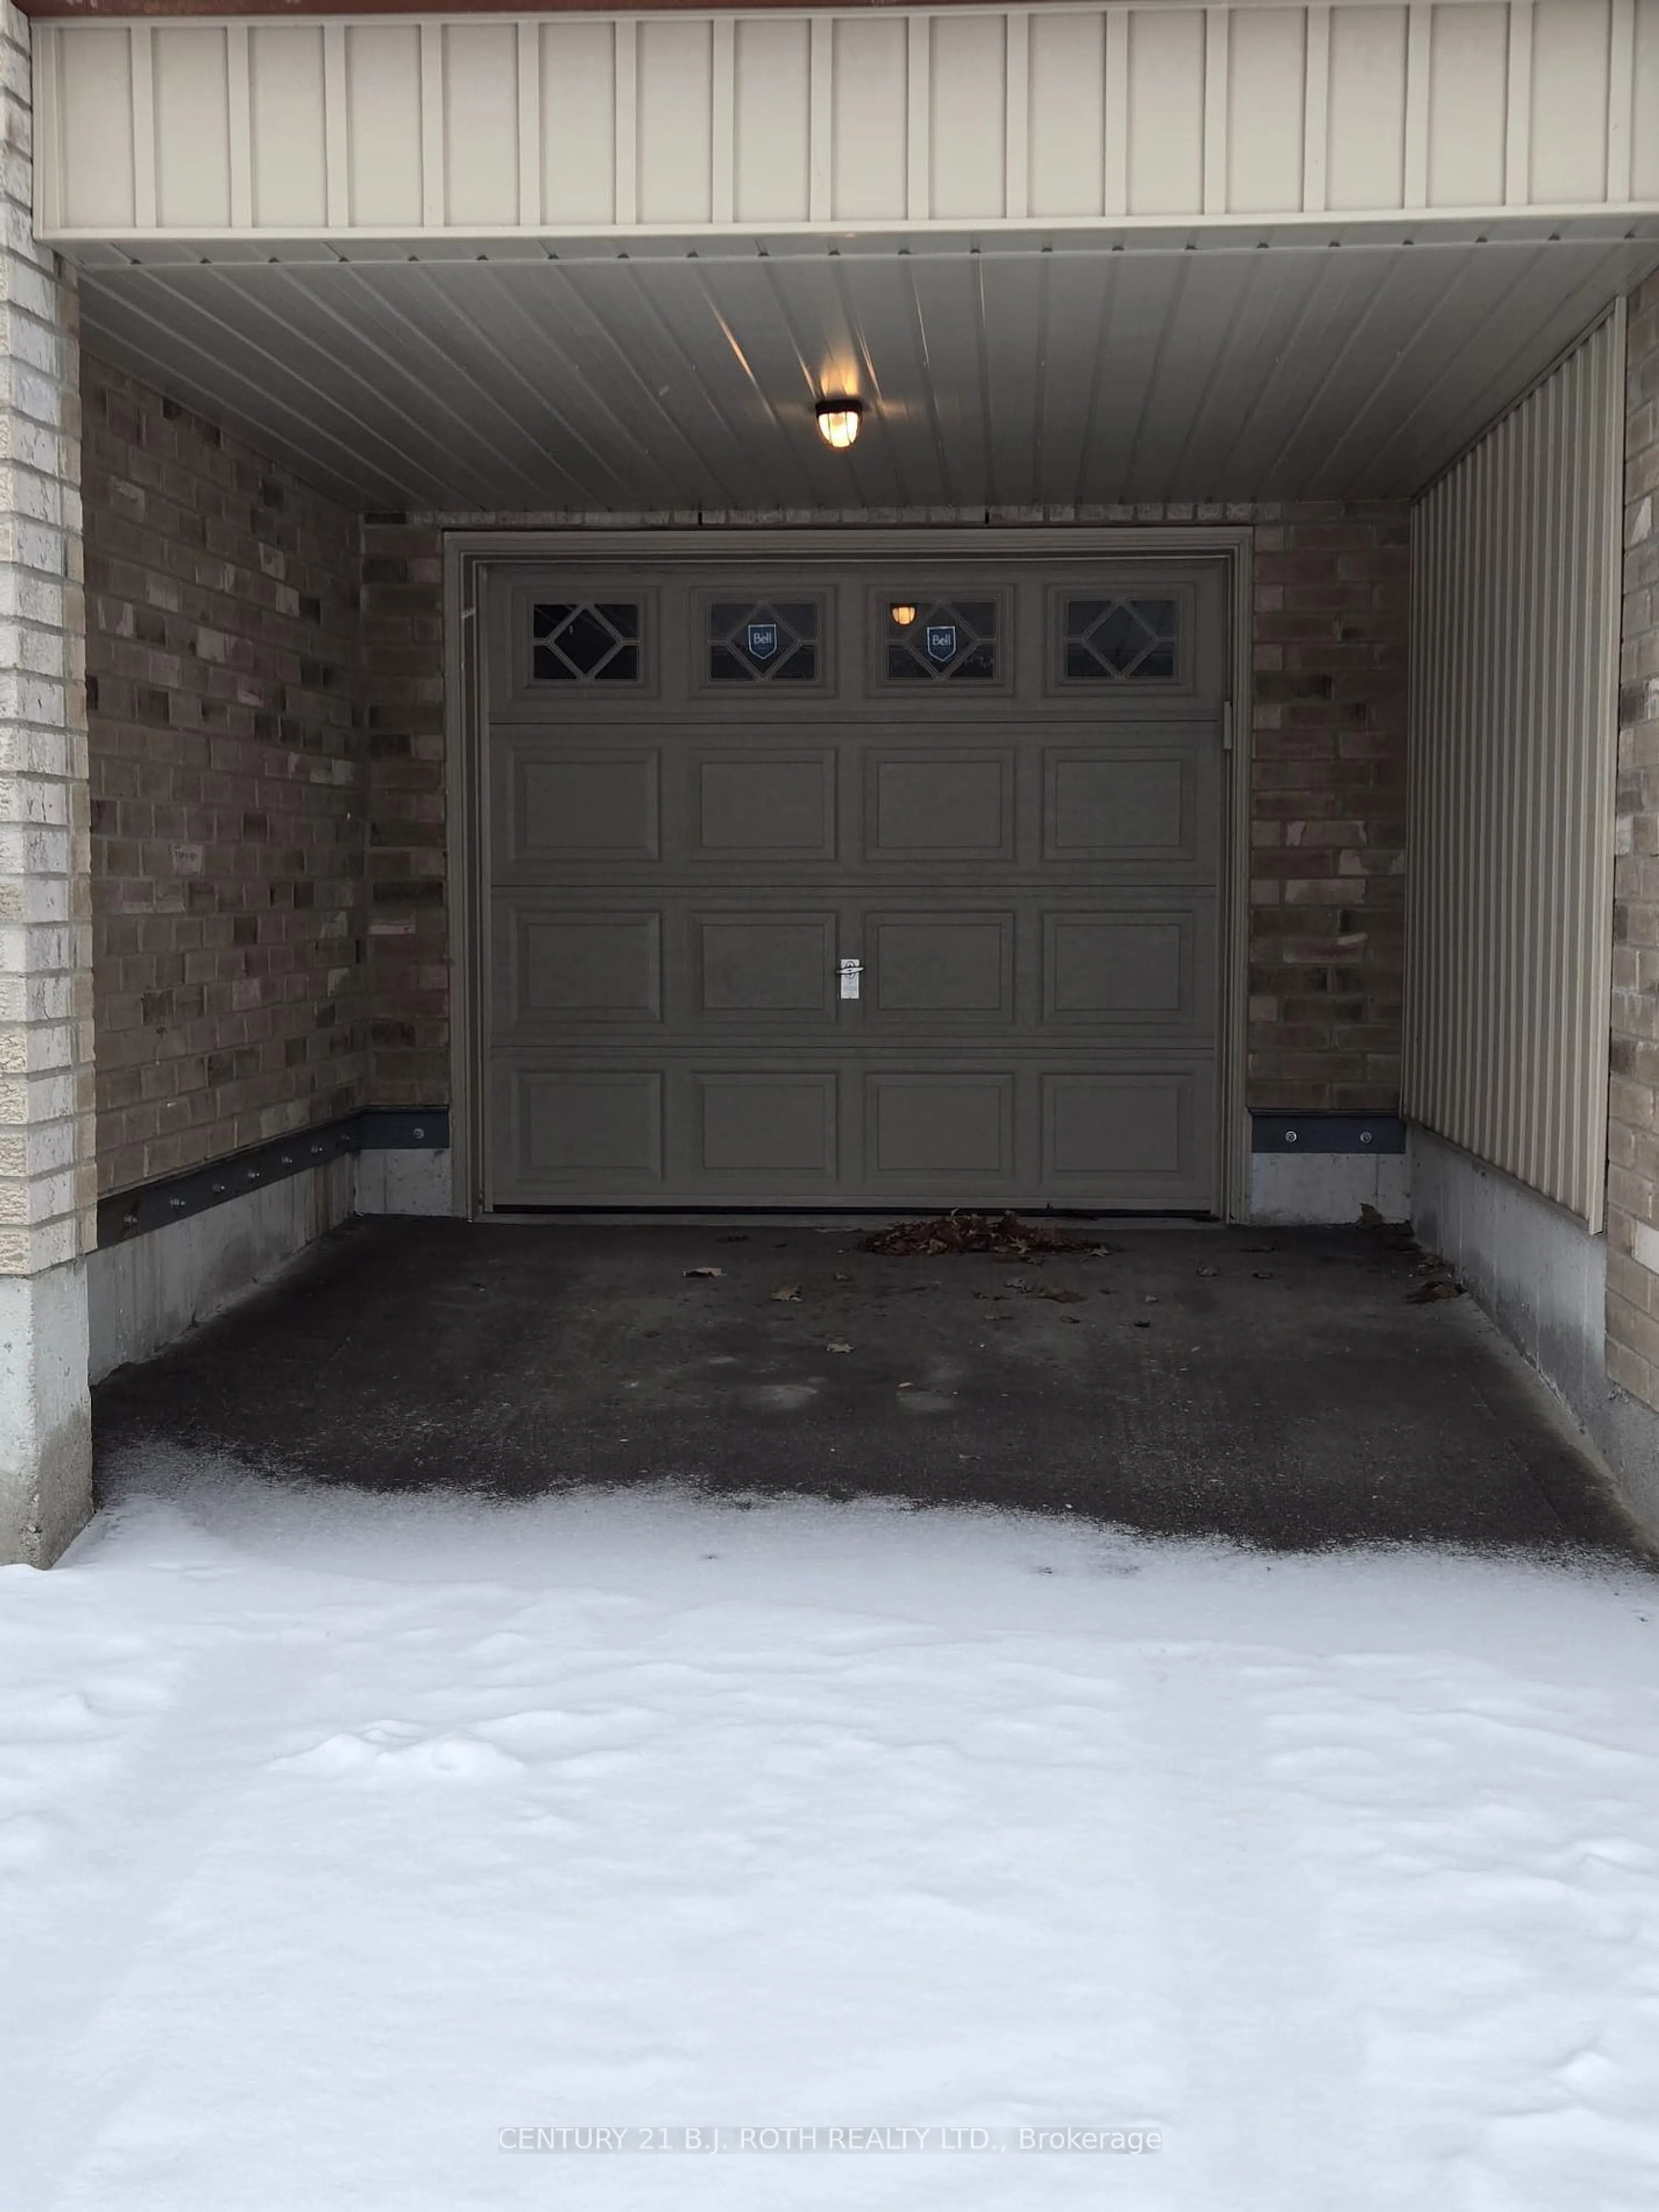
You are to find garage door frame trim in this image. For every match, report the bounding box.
[443,525,1255,1220]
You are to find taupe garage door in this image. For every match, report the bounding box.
[480,549,1228,1211]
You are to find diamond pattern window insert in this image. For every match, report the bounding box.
[532,603,642,683]
[709,600,820,683]
[885,599,998,683]
[1062,597,1179,683]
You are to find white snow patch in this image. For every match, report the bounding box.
[2,1453,1658,2212]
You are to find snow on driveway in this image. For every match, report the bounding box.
[3,1461,1659,2212]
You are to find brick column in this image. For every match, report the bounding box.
[1249,502,1410,1112]
[362,521,448,1108]
[0,0,93,1564]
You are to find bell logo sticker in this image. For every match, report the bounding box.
[926,623,957,664]
[747,622,779,661]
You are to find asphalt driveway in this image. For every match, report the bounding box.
[90,1215,1653,1556]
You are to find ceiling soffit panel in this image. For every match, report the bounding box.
[74,237,1659,512]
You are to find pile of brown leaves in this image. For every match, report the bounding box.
[860,1211,1106,1260]
[1407,1250,1464,1304]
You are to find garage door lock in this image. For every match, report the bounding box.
[839,957,864,1001]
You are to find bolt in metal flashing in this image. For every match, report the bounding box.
[96,1111,451,1246]
[1251,1113,1406,1156]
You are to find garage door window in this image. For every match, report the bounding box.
[531,602,642,683]
[884,597,999,683]
[1062,596,1178,683]
[708,599,821,683]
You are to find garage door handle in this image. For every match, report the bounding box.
[839,957,864,1001]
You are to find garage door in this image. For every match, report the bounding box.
[480,548,1228,1211]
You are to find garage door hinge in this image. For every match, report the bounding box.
[1222,701,1234,752]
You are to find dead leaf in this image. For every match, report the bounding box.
[826,1339,853,1354]
[770,1284,801,1302]
[1252,1270,1275,1281]
[1143,1294,1160,1304]
[834,1271,852,1283]
[1134,1319,1152,1329]
[861,1210,1100,1259]
[685,1266,723,1279]
[1408,1277,1463,1304]
[1196,1265,1220,1278]
[1039,1287,1087,1304]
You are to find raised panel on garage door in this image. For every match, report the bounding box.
[499,1068,665,1191]
[867,1073,1015,1182]
[865,752,1014,860]
[693,1072,841,1185]
[480,552,1227,1211]
[1041,904,1214,1030]
[694,752,839,860]
[867,911,1015,1023]
[696,913,839,1018]
[493,734,662,869]
[1042,745,1213,865]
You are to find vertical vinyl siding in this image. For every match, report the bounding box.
[1403,311,1623,1227]
[34,3,1659,244]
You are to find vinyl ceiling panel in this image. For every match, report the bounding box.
[76,237,1659,514]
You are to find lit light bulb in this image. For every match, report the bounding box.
[890,604,918,628]
[815,398,864,451]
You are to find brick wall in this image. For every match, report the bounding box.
[74,464,1417,1181]
[1249,504,1410,1111]
[1605,274,1659,1406]
[361,518,446,1108]
[359,502,1411,1119]
[83,357,368,1196]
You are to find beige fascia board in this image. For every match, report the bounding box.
[36,4,1659,248]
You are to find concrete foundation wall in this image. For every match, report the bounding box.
[1411,1125,1659,1540]
[87,1156,355,1382]
[354,1147,454,1218]
[87,1143,457,1382]
[1249,1149,1410,1226]
[0,1263,92,1562]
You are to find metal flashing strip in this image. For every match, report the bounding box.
[356,1109,450,1152]
[96,1109,451,1246]
[1251,1112,1406,1156]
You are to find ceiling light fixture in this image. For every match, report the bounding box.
[815,397,864,451]
[890,603,918,628]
